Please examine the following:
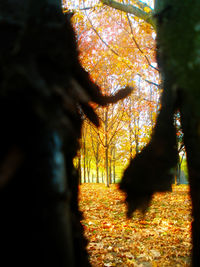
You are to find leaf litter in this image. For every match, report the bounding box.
[79,184,192,266]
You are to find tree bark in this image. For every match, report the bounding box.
[155,1,200,265]
[0,1,90,266]
[113,146,116,183]
[104,107,110,187]
[96,141,100,183]
[101,0,156,28]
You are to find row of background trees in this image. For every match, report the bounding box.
[63,0,187,186]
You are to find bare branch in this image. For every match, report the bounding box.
[85,13,132,69]
[125,12,159,72]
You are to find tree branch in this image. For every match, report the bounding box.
[100,0,156,29]
[125,12,159,72]
[133,0,153,11]
[84,11,132,69]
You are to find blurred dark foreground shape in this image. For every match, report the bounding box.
[0,1,132,266]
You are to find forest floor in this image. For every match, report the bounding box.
[79,184,192,266]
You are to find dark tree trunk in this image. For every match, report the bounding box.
[0,0,133,265]
[155,1,200,265]
[121,0,200,265]
[0,1,91,266]
[181,107,200,266]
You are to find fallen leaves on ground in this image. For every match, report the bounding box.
[79,184,192,266]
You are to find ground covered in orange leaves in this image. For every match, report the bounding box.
[79,184,192,266]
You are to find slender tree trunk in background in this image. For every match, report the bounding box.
[176,155,182,185]
[149,85,154,131]
[174,156,181,185]
[104,107,109,187]
[135,79,141,155]
[133,116,140,155]
[109,146,115,184]
[96,169,99,183]
[89,124,100,183]
[113,146,116,183]
[95,138,100,183]
[105,145,109,186]
[109,148,112,184]
[86,156,91,183]
[129,127,133,158]
[102,171,104,184]
[82,124,88,184]
[78,152,82,184]
[128,97,133,159]
[83,140,86,183]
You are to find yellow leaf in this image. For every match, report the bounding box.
[144,6,152,13]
